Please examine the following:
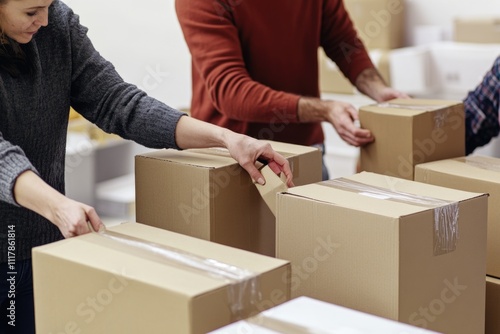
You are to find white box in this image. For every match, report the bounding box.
[65,132,96,206]
[389,42,500,99]
[209,297,441,333]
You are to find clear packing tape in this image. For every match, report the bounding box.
[376,102,448,128]
[96,229,261,320]
[322,178,459,256]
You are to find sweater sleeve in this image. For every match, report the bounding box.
[175,0,300,123]
[463,56,500,155]
[62,3,185,150]
[321,0,375,84]
[0,132,38,206]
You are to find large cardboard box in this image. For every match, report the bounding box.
[344,0,405,50]
[32,222,291,334]
[486,276,500,334]
[319,48,391,95]
[276,172,487,334]
[135,141,322,257]
[209,296,440,333]
[454,17,500,44]
[415,155,500,278]
[359,99,465,180]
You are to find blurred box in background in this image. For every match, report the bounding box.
[454,17,500,44]
[344,0,405,50]
[319,48,391,95]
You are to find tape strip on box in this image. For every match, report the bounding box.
[321,178,459,256]
[97,229,261,320]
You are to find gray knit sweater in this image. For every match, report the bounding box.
[0,0,184,262]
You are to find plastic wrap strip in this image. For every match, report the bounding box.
[321,178,459,256]
[98,229,260,319]
[376,102,443,112]
[376,102,448,128]
[461,157,500,172]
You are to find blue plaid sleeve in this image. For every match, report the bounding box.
[464,56,500,155]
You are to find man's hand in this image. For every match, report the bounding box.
[298,97,374,147]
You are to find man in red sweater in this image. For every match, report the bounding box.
[175,0,407,179]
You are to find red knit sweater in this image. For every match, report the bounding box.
[176,0,374,146]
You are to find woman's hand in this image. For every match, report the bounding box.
[224,132,294,187]
[13,170,105,238]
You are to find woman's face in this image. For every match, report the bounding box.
[0,0,53,44]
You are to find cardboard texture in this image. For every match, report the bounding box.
[319,48,391,95]
[276,172,487,334]
[344,0,405,49]
[135,141,322,257]
[415,155,500,278]
[359,99,465,180]
[254,165,289,217]
[32,222,291,334]
[454,18,500,44]
[486,276,500,334]
[209,296,441,333]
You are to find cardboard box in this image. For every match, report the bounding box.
[344,0,405,50]
[135,141,322,257]
[276,172,487,334]
[319,48,391,95]
[415,155,500,278]
[359,99,465,180]
[486,276,500,334]
[454,17,500,44]
[209,296,441,333]
[32,222,291,334]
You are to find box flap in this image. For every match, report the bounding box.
[282,172,484,218]
[361,99,462,117]
[33,223,288,298]
[416,155,500,183]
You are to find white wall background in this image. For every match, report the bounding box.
[65,0,192,110]
[63,0,500,110]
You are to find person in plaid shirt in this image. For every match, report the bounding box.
[464,56,500,155]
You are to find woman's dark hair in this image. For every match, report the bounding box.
[0,35,32,77]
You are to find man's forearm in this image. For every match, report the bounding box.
[354,67,387,102]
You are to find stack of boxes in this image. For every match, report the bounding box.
[319,0,404,95]
[36,96,499,332]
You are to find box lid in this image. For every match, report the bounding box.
[416,155,500,183]
[280,172,484,218]
[360,99,462,117]
[33,222,289,298]
[137,142,319,169]
[209,296,441,333]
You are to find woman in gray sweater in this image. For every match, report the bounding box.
[0,0,293,332]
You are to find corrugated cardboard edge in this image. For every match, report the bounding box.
[254,165,289,217]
